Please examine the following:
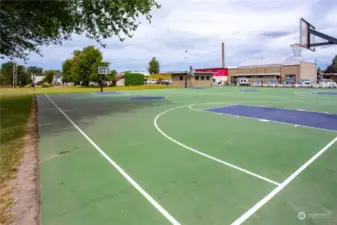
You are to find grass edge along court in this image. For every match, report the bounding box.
[0,94,35,225]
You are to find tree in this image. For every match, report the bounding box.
[148,57,160,74]
[27,66,43,76]
[61,59,74,83]
[332,55,337,66]
[17,65,31,85]
[125,72,144,86]
[0,0,160,61]
[325,55,337,73]
[42,70,56,84]
[0,61,14,84]
[61,46,106,86]
[325,65,337,73]
[107,69,117,81]
[0,62,31,85]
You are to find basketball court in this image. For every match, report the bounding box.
[37,86,337,225]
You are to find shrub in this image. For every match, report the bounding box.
[36,80,43,86]
[124,72,144,86]
[42,82,51,88]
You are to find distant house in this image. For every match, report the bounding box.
[321,73,337,83]
[116,72,125,86]
[32,75,44,84]
[52,71,62,84]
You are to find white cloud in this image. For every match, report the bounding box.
[1,0,336,71]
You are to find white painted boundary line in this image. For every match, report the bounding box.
[154,105,280,186]
[231,135,337,225]
[294,90,337,97]
[91,92,131,96]
[44,94,180,225]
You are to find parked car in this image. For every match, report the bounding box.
[267,80,278,84]
[161,79,172,85]
[283,79,296,85]
[253,80,262,87]
[238,78,250,86]
[146,80,157,84]
[266,80,278,87]
[320,79,337,88]
[300,79,312,85]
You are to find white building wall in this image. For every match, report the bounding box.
[116,78,125,86]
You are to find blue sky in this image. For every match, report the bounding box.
[1,0,336,71]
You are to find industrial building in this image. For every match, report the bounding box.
[228,57,317,85]
[171,71,214,87]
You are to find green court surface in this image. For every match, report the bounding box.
[37,87,337,225]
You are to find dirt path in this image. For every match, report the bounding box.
[10,96,40,225]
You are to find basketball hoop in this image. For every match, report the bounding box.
[290,44,303,57]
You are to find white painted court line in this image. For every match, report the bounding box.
[91,92,131,96]
[189,105,337,133]
[154,105,280,186]
[230,135,337,225]
[44,94,180,225]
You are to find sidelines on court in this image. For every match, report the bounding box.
[44,94,181,225]
[230,135,337,225]
[154,104,281,186]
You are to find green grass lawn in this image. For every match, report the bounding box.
[0,94,33,224]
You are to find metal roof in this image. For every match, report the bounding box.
[239,57,302,67]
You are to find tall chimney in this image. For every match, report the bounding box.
[221,42,225,68]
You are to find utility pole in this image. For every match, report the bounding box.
[184,50,188,88]
[314,58,320,82]
[12,61,17,88]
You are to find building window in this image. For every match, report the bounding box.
[201,76,205,80]
[195,76,199,80]
[247,76,252,78]
[206,76,210,80]
[257,76,263,78]
[179,76,183,81]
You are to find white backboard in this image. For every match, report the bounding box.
[98,67,110,75]
[300,18,315,51]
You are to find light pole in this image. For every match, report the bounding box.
[184,50,188,88]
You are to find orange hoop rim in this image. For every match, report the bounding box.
[290,43,304,47]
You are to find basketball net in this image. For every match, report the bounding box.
[290,44,303,57]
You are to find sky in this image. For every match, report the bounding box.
[1,0,337,72]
